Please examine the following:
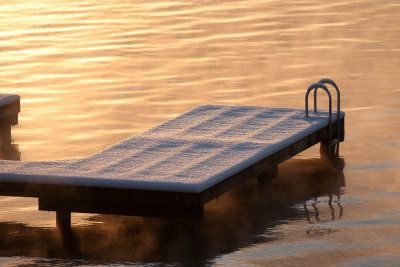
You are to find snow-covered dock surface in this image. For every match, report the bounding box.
[0,105,344,193]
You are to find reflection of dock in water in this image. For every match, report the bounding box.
[0,158,345,264]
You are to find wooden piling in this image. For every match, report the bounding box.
[56,211,71,230]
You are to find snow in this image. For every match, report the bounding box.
[0,94,20,106]
[0,105,344,193]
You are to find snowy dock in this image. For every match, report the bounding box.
[0,79,345,227]
[0,94,20,158]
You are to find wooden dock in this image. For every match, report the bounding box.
[0,94,20,160]
[0,79,345,228]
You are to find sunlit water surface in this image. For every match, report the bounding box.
[0,0,399,265]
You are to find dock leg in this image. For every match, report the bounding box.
[320,140,335,162]
[320,140,345,170]
[56,211,71,230]
[55,211,82,258]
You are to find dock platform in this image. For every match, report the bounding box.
[0,94,20,159]
[0,80,345,227]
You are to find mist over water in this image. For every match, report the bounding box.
[0,0,399,265]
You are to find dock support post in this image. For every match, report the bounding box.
[56,211,71,230]
[320,140,345,170]
[320,140,335,162]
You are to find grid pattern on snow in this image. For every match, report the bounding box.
[0,105,343,193]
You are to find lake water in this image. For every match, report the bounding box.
[0,0,399,265]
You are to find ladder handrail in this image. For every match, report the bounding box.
[305,83,332,117]
[314,79,340,119]
[315,78,341,156]
[305,82,333,156]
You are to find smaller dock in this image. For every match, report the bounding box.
[0,79,344,228]
[0,94,20,159]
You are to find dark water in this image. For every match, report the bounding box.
[0,0,399,265]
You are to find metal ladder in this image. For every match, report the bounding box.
[305,78,342,159]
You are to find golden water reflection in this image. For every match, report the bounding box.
[0,0,400,265]
[0,0,398,162]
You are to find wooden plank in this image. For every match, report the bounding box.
[0,182,202,207]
